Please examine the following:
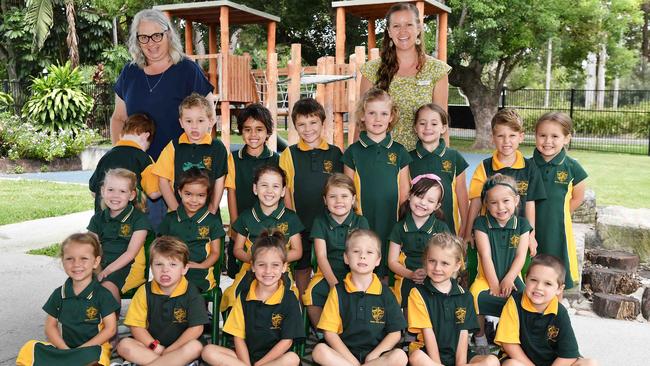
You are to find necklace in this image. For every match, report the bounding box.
[144,69,166,93]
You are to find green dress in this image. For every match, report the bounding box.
[360,57,451,150]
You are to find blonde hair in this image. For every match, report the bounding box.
[345,229,382,256]
[61,232,102,259]
[128,9,184,68]
[423,232,465,271]
[179,93,215,121]
[491,108,524,133]
[323,173,356,197]
[535,111,573,136]
[101,168,145,212]
[150,236,189,265]
[356,88,399,132]
[481,173,519,203]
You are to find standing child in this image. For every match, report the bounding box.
[202,230,304,366]
[158,168,225,292]
[343,88,411,278]
[153,92,228,214]
[116,236,207,366]
[17,233,119,366]
[409,104,469,236]
[303,173,369,327]
[312,229,408,366]
[87,168,151,302]
[220,165,304,312]
[533,112,587,289]
[408,232,499,366]
[280,97,343,297]
[388,174,450,307]
[495,254,597,366]
[469,174,532,344]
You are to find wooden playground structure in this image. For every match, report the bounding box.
[154,0,450,151]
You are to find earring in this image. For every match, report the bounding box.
[389,39,394,47]
[415,38,421,45]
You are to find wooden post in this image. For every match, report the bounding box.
[323,57,335,145]
[369,48,380,60]
[336,7,346,64]
[287,43,301,144]
[416,1,425,54]
[208,24,218,95]
[163,11,171,19]
[367,18,376,50]
[184,20,193,55]
[348,46,365,147]
[267,52,278,151]
[267,21,276,61]
[315,57,326,109]
[219,6,230,150]
[437,12,448,63]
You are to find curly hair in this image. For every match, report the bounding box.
[128,9,184,68]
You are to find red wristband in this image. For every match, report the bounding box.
[148,339,159,350]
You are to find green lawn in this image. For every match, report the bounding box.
[27,243,61,257]
[0,180,93,225]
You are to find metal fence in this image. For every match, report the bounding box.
[449,87,650,155]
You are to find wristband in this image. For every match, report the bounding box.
[148,340,159,350]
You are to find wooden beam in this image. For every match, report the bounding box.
[367,18,376,50]
[369,48,380,60]
[437,12,448,62]
[335,7,346,64]
[267,21,276,61]
[348,46,365,147]
[220,6,230,148]
[287,43,301,144]
[324,57,335,145]
[184,20,193,55]
[208,24,217,95]
[267,52,278,151]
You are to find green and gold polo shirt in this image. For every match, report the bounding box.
[223,280,305,363]
[279,138,343,230]
[409,139,469,234]
[158,205,225,292]
[408,278,478,366]
[225,146,280,215]
[124,277,208,347]
[533,149,588,288]
[495,293,580,366]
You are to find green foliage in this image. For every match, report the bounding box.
[28,243,61,257]
[0,92,14,111]
[24,0,54,51]
[22,62,94,133]
[101,45,131,83]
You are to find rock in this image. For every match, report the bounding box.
[585,249,639,271]
[572,298,593,311]
[582,267,640,295]
[575,309,598,318]
[642,287,650,321]
[572,189,596,224]
[596,206,650,263]
[592,292,640,320]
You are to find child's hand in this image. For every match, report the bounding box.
[488,281,501,297]
[187,261,200,269]
[327,279,339,288]
[208,203,218,215]
[411,268,427,284]
[154,344,165,355]
[97,269,110,281]
[529,234,538,257]
[499,275,517,298]
[365,350,380,363]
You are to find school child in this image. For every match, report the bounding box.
[87,168,151,302]
[533,112,588,289]
[17,233,119,366]
[116,236,207,366]
[202,230,304,366]
[387,174,450,307]
[303,173,369,327]
[153,92,228,214]
[495,254,597,366]
[158,168,225,292]
[409,103,469,236]
[407,232,499,366]
[342,88,411,278]
[312,229,408,366]
[220,165,304,312]
[469,173,532,345]
[280,97,344,297]
[89,113,160,212]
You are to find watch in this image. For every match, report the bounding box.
[148,339,160,350]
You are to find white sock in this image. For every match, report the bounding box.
[474,335,488,346]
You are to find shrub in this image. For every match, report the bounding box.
[518,108,650,137]
[101,44,131,83]
[0,92,13,112]
[22,62,94,133]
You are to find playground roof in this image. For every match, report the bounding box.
[331,0,451,17]
[153,1,280,24]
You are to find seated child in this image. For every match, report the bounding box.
[153,92,228,213]
[17,233,119,366]
[89,113,160,212]
[495,254,597,366]
[312,229,408,366]
[202,230,304,366]
[407,232,499,366]
[117,236,207,366]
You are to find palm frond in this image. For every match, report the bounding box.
[25,0,54,52]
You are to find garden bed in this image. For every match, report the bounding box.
[0,156,81,174]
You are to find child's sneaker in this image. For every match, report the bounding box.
[186,361,200,366]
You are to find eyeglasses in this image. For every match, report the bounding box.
[137,31,167,44]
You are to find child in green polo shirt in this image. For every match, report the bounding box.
[117,236,207,366]
[89,113,160,212]
[408,232,499,366]
[343,89,412,279]
[313,229,408,366]
[158,168,225,292]
[202,230,304,366]
[153,93,228,214]
[533,112,588,290]
[17,233,119,366]
[280,97,343,298]
[495,254,597,366]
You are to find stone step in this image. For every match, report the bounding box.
[582,267,640,295]
[596,206,650,263]
[585,249,640,271]
[592,292,640,320]
[572,189,596,224]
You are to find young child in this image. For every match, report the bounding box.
[469,174,532,343]
[280,97,343,297]
[17,233,119,366]
[202,230,304,366]
[388,174,450,307]
[89,113,160,212]
[153,92,228,213]
[495,254,597,366]
[87,168,151,302]
[409,104,469,236]
[408,232,499,366]
[343,88,411,278]
[117,236,207,366]
[312,229,408,366]
[220,165,304,312]
[303,173,369,327]
[533,112,588,289]
[158,168,225,292]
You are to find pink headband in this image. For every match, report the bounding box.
[411,173,444,198]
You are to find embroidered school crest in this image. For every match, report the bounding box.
[271,313,284,329]
[173,307,187,323]
[370,306,385,324]
[387,153,397,166]
[510,235,520,248]
[85,306,98,321]
[323,160,334,173]
[276,222,289,235]
[516,180,529,196]
[202,156,212,170]
[556,170,569,184]
[198,226,210,239]
[442,160,453,173]
[120,224,131,237]
[547,325,559,342]
[455,307,467,324]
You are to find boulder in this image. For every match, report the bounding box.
[596,206,650,263]
[582,267,640,295]
[585,249,640,271]
[592,292,640,320]
[642,287,650,321]
[572,189,596,224]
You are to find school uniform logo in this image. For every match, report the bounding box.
[547,325,559,342]
[202,156,213,170]
[370,306,385,324]
[455,307,467,324]
[198,226,210,239]
[271,313,284,329]
[387,153,397,166]
[173,307,187,323]
[555,171,569,184]
[85,306,99,321]
[442,160,453,173]
[120,224,132,237]
[323,160,334,173]
[276,222,289,235]
[516,180,529,196]
[510,235,520,248]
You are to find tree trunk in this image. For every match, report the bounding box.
[584,52,597,108]
[194,28,207,69]
[65,0,79,68]
[596,43,607,109]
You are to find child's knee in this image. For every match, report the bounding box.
[181,339,203,358]
[483,354,500,366]
[408,349,426,364]
[116,338,139,359]
[311,343,330,362]
[575,358,598,366]
[283,351,301,365]
[385,348,407,365]
[502,359,526,366]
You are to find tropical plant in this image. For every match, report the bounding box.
[25,0,79,66]
[0,92,14,112]
[101,44,131,83]
[22,62,94,133]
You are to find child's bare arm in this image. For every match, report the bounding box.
[464,198,482,246]
[189,238,220,269]
[44,315,68,349]
[233,233,251,263]
[365,330,401,362]
[286,233,303,263]
[343,166,355,180]
[164,325,203,354]
[210,176,225,214]
[551,357,581,366]
[234,336,253,366]
[454,329,469,366]
[80,312,117,347]
[455,171,469,236]
[387,242,412,279]
[502,343,535,366]
[98,229,147,281]
[131,326,158,352]
[227,189,239,225]
[420,327,441,364]
[284,194,294,210]
[159,176,179,211]
[254,339,293,366]
[569,180,587,213]
[323,331,359,366]
[398,166,410,206]
[524,201,537,256]
[501,232,530,297]
[475,230,501,296]
[315,239,338,286]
